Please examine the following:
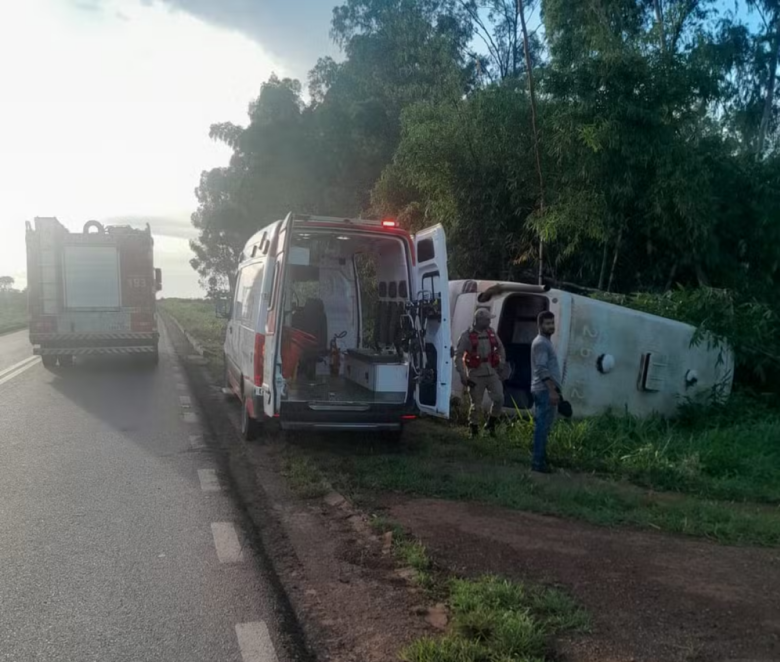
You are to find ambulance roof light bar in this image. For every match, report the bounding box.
[291,213,400,228]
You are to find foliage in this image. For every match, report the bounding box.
[157,298,227,378]
[398,571,587,662]
[190,0,780,393]
[0,287,27,335]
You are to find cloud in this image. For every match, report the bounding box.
[100,214,198,241]
[154,0,337,76]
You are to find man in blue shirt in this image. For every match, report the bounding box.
[530,311,561,473]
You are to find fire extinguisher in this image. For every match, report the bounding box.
[330,331,347,376]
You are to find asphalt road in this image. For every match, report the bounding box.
[0,328,36,375]
[0,325,288,662]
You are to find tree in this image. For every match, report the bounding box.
[0,276,15,292]
[748,0,780,155]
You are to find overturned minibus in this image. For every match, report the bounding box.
[450,280,734,418]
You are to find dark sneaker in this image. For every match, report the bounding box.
[531,464,552,474]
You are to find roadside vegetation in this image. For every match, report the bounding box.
[0,286,27,335]
[164,299,780,547]
[158,298,226,377]
[369,516,590,662]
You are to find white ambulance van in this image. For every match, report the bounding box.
[223,213,452,439]
[450,280,734,418]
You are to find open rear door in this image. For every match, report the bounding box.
[264,214,293,417]
[412,224,451,418]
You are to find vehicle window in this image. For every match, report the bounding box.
[354,252,377,346]
[421,271,441,300]
[235,261,264,326]
[417,238,435,263]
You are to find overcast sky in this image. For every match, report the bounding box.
[0,0,334,298]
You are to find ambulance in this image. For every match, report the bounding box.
[222,213,452,439]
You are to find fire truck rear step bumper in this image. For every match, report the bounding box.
[34,346,158,356]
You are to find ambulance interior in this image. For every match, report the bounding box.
[496,294,549,409]
[280,230,413,405]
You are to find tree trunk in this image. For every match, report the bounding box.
[598,241,609,291]
[517,0,546,284]
[695,260,711,288]
[653,0,666,52]
[664,260,678,292]
[757,12,780,156]
[607,228,623,293]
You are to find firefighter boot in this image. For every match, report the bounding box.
[468,424,480,438]
[484,417,499,437]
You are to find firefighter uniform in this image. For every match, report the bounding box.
[454,309,507,434]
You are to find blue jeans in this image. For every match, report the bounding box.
[532,390,556,469]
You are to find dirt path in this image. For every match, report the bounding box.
[382,496,780,662]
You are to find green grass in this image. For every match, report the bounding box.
[158,298,227,377]
[528,396,780,505]
[0,291,28,335]
[289,421,780,546]
[400,575,589,662]
[371,516,588,660]
[161,298,780,546]
[370,514,437,589]
[281,454,330,499]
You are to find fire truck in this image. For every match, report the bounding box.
[25,217,161,367]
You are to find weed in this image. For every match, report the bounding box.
[281,455,329,499]
[396,538,432,572]
[369,514,406,540]
[158,299,227,379]
[399,636,488,662]
[401,575,586,662]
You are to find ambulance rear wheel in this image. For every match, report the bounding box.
[58,355,73,367]
[240,398,260,441]
[41,355,57,370]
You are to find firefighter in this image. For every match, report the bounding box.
[455,307,507,437]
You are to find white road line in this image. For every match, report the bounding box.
[0,356,38,379]
[197,469,221,492]
[235,622,279,662]
[179,395,192,406]
[189,434,206,450]
[211,523,244,563]
[0,357,41,386]
[182,412,198,423]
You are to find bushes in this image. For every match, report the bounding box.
[500,393,780,504]
[0,290,27,335]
